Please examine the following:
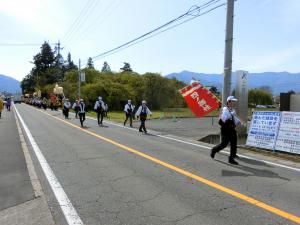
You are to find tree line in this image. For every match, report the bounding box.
[21,41,276,111]
[21,42,186,110]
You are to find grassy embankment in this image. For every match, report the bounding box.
[87,107,278,123]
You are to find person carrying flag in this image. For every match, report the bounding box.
[210,96,241,165]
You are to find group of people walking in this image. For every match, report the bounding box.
[62,95,241,164]
[123,99,152,133]
[24,93,242,165]
[61,96,152,132]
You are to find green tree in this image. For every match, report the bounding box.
[33,41,55,73]
[209,86,220,95]
[101,61,111,72]
[66,52,78,71]
[120,62,132,72]
[86,57,94,69]
[248,89,273,106]
[20,73,36,94]
[21,42,56,93]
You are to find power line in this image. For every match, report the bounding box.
[0,43,56,46]
[92,2,227,61]
[63,0,96,41]
[75,0,121,43]
[89,0,225,62]
[63,0,99,43]
[64,0,103,44]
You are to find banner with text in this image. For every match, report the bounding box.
[179,82,220,118]
[275,111,300,154]
[246,111,281,150]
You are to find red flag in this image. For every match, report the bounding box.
[179,82,220,118]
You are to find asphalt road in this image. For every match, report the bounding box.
[15,103,300,225]
[0,108,34,210]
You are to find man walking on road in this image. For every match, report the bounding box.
[63,98,71,119]
[0,97,4,119]
[210,96,241,165]
[135,100,152,133]
[123,100,135,127]
[6,97,11,111]
[72,100,80,118]
[94,96,106,126]
[78,99,86,127]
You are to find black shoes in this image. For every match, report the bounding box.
[228,158,239,165]
[210,149,216,159]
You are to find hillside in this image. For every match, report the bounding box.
[165,71,300,95]
[0,74,21,93]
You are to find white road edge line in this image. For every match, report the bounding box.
[14,106,84,225]
[13,105,43,197]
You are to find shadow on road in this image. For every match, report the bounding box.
[238,157,273,168]
[216,160,290,181]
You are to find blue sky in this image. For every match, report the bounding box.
[0,0,300,81]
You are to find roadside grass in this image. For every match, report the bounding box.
[86,107,279,123]
[87,108,219,123]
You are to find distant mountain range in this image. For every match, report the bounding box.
[1,71,299,95]
[0,74,21,93]
[165,71,300,95]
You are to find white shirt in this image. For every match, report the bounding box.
[94,100,105,111]
[135,105,152,116]
[78,102,85,113]
[220,107,241,125]
[64,102,71,108]
[72,102,78,109]
[124,103,135,113]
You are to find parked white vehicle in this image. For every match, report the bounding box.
[12,93,22,104]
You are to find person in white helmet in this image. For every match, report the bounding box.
[210,96,241,165]
[94,96,106,126]
[63,98,71,119]
[135,100,152,133]
[123,100,135,127]
[78,99,86,127]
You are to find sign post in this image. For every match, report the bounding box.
[236,70,248,134]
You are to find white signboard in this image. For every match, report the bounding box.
[246,111,281,150]
[275,111,300,154]
[80,72,86,82]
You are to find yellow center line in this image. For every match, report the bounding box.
[27,106,300,224]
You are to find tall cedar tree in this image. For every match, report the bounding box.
[101,61,111,72]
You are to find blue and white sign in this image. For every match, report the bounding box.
[275,111,300,154]
[246,111,281,150]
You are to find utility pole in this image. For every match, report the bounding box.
[55,40,63,56]
[78,59,81,99]
[222,0,235,107]
[57,41,60,55]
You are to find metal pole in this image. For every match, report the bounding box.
[222,0,235,107]
[78,59,81,99]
